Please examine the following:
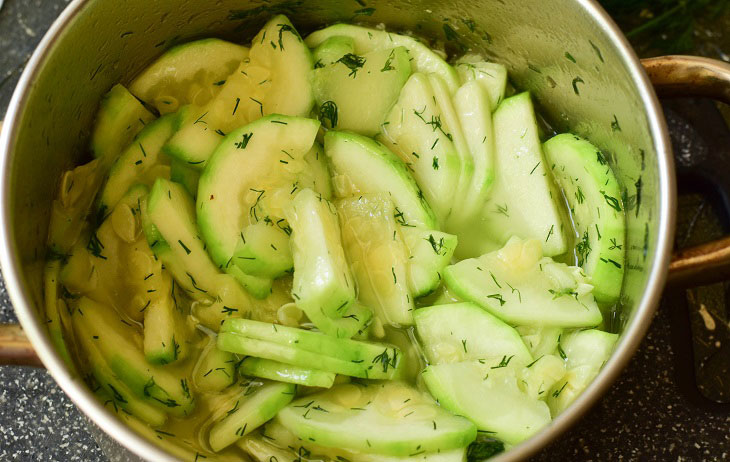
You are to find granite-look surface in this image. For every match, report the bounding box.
[0,0,728,461]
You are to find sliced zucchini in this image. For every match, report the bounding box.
[72,297,195,416]
[43,261,74,369]
[312,35,355,67]
[98,112,179,213]
[337,195,414,326]
[196,115,319,285]
[519,354,566,401]
[76,320,168,427]
[218,318,401,380]
[142,270,189,365]
[130,38,249,113]
[239,357,335,388]
[324,130,437,229]
[457,92,568,259]
[237,433,299,461]
[277,381,476,456]
[454,57,508,110]
[249,14,314,119]
[217,333,400,380]
[169,158,200,199]
[303,300,373,340]
[161,103,225,170]
[305,24,460,93]
[220,318,394,365]
[259,420,468,462]
[516,325,563,358]
[547,329,618,415]
[163,15,313,169]
[414,303,533,365]
[379,73,461,225]
[209,381,295,452]
[233,222,293,279]
[401,227,457,298]
[192,337,237,393]
[452,80,496,226]
[143,178,254,311]
[427,73,474,228]
[91,84,155,164]
[298,142,333,200]
[543,134,625,303]
[444,237,602,327]
[312,46,412,136]
[285,188,356,319]
[422,360,551,446]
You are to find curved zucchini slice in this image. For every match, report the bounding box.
[427,73,473,229]
[239,357,336,388]
[324,130,437,229]
[305,24,460,93]
[257,420,468,462]
[163,15,313,169]
[457,92,568,259]
[91,84,155,164]
[543,134,625,303]
[285,188,356,319]
[99,112,179,213]
[72,297,195,417]
[312,35,355,67]
[379,73,461,225]
[547,329,617,415]
[516,325,563,358]
[130,38,249,113]
[444,237,602,328]
[143,178,254,311]
[422,360,551,446]
[454,56,508,110]
[218,318,401,380]
[169,158,200,199]
[276,382,476,456]
[197,115,319,277]
[44,261,74,369]
[233,222,293,279]
[452,80,496,226]
[298,142,333,200]
[337,195,413,326]
[192,337,237,393]
[75,320,168,427]
[303,300,373,340]
[311,46,412,136]
[209,381,295,452]
[414,303,532,366]
[401,227,457,298]
[249,14,314,119]
[142,270,189,366]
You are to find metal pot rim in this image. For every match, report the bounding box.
[0,0,676,460]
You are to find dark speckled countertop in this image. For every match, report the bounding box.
[1,1,729,461]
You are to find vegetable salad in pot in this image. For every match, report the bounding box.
[44,15,625,461]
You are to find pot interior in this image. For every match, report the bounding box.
[2,0,671,460]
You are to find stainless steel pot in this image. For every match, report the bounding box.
[1,0,729,461]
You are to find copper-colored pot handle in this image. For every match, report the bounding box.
[0,324,43,367]
[642,56,730,106]
[642,56,730,286]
